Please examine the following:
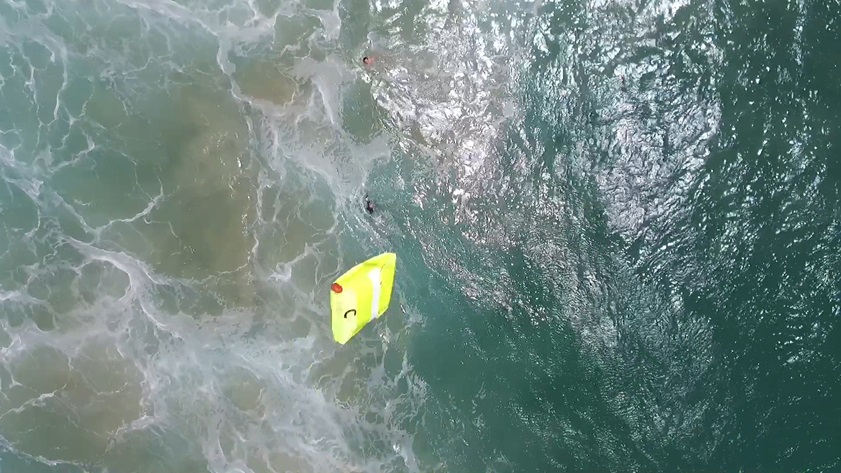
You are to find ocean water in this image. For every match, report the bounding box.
[1,0,839,471]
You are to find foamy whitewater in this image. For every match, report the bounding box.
[0,0,526,471]
[4,0,841,471]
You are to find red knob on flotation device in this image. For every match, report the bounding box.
[331,283,343,293]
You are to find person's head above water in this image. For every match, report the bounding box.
[362,56,373,66]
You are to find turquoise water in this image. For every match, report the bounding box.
[1,0,839,471]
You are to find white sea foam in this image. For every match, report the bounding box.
[0,0,541,468]
[0,0,437,471]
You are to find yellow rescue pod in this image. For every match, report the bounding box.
[330,252,397,344]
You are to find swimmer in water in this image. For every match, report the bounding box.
[364,194,375,214]
[362,56,374,67]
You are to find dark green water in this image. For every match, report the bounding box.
[0,0,838,471]
[364,0,841,471]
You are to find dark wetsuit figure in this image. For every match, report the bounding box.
[364,195,375,214]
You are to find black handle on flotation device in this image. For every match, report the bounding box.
[344,309,357,318]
